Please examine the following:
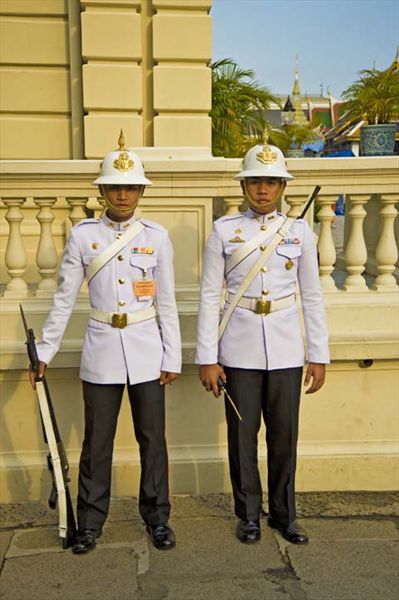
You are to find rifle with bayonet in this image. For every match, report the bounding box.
[300,185,321,219]
[20,304,77,548]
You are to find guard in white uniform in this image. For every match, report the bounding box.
[196,136,329,545]
[30,132,181,553]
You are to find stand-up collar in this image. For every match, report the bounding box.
[244,207,278,223]
[102,213,137,231]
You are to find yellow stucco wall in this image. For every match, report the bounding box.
[0,0,71,158]
[0,0,212,159]
[1,360,398,502]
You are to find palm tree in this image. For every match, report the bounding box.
[342,63,399,125]
[211,58,279,157]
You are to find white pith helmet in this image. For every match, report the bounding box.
[235,132,294,181]
[93,130,152,186]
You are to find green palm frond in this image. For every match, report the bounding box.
[342,66,399,124]
[210,58,279,157]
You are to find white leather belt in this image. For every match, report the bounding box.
[225,292,296,316]
[90,306,156,329]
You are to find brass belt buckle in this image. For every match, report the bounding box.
[255,300,271,316]
[111,313,127,328]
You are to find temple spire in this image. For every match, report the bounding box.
[292,53,301,96]
[289,54,308,126]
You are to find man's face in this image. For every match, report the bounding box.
[242,177,285,214]
[101,184,143,221]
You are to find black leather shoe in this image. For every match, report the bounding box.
[236,519,261,544]
[267,517,308,544]
[146,523,176,550]
[72,529,100,554]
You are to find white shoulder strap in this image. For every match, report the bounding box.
[225,215,284,275]
[87,221,145,284]
[218,217,295,341]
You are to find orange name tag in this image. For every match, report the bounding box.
[133,279,156,297]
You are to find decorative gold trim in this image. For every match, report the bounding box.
[256,130,277,164]
[113,129,134,172]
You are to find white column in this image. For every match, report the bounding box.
[224,196,243,215]
[343,194,369,291]
[373,194,399,291]
[34,198,59,297]
[2,198,29,298]
[317,195,337,290]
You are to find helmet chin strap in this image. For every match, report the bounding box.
[243,180,285,213]
[102,187,144,216]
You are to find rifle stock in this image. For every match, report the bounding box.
[20,305,77,548]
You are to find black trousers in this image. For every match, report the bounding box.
[77,379,170,532]
[224,366,303,527]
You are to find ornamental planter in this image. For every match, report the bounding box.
[286,148,304,158]
[360,124,396,156]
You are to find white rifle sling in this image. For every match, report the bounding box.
[86,221,145,284]
[218,217,296,341]
[225,215,285,275]
[35,381,68,541]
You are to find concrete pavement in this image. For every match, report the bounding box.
[0,492,398,600]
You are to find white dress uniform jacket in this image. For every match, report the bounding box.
[195,208,329,370]
[37,214,182,384]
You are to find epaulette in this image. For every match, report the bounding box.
[215,212,244,225]
[74,218,101,228]
[139,217,166,232]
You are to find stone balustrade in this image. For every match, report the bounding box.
[1,156,398,297]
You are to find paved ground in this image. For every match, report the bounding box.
[0,492,398,600]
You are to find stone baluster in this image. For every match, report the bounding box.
[65,197,89,238]
[2,198,29,298]
[85,196,103,219]
[224,196,243,215]
[66,197,93,297]
[34,198,59,297]
[67,197,88,227]
[316,195,337,290]
[285,195,306,218]
[343,195,369,291]
[373,194,399,291]
[96,197,106,218]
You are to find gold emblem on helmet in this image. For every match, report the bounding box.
[256,130,277,165]
[113,129,134,172]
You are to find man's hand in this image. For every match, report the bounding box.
[160,371,178,386]
[29,361,47,390]
[199,364,226,398]
[304,363,326,394]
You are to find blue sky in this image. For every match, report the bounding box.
[211,0,399,98]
